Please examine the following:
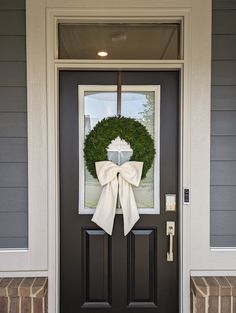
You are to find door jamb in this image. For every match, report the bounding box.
[46,9,191,313]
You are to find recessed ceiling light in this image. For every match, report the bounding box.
[97,51,108,57]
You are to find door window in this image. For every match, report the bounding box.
[78,85,160,214]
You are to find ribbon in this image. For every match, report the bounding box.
[91,161,143,236]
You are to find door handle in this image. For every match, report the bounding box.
[166,221,175,262]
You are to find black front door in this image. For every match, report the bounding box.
[59,71,179,313]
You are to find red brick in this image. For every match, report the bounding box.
[215,277,231,296]
[208,296,219,313]
[32,278,47,298]
[0,297,8,313]
[45,293,48,313]
[192,277,208,296]
[21,297,31,313]
[19,278,35,297]
[204,277,220,296]
[0,278,13,297]
[221,296,231,313]
[9,297,19,313]
[195,295,206,313]
[226,276,236,297]
[33,297,43,313]
[8,278,23,297]
[233,296,236,312]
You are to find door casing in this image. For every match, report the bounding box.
[46,9,192,313]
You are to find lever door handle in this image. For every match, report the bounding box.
[166,221,175,262]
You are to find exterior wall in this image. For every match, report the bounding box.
[211,0,236,247]
[4,0,236,312]
[0,0,28,248]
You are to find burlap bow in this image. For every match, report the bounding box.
[92,161,143,235]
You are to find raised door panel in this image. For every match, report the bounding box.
[127,229,157,308]
[82,229,112,308]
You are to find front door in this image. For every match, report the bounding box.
[59,71,179,313]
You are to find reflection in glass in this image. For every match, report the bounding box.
[122,91,155,209]
[107,137,133,165]
[84,92,117,208]
[84,91,117,134]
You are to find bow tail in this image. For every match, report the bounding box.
[118,176,140,236]
[92,178,118,235]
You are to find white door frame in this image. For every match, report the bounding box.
[46,8,191,313]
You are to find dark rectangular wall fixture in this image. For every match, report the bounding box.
[0,0,28,249]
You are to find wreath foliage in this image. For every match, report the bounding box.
[84,116,156,180]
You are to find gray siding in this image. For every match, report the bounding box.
[0,1,28,249]
[211,1,236,247]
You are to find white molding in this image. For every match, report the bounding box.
[0,271,48,278]
[78,85,160,215]
[47,1,192,9]
[55,59,185,65]
[191,271,236,277]
[54,61,184,69]
[211,248,236,252]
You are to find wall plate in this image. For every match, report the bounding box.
[165,194,176,212]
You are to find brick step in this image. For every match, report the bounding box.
[0,277,48,313]
[191,276,236,313]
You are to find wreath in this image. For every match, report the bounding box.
[84,116,155,180]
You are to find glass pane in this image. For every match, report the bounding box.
[121,91,155,209]
[59,23,180,60]
[107,137,133,165]
[84,91,117,208]
[82,88,158,212]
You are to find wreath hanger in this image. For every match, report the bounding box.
[117,71,122,116]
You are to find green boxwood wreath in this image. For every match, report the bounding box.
[84,116,156,180]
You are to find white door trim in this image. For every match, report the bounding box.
[46,9,192,313]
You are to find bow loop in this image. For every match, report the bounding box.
[95,161,119,186]
[92,161,143,235]
[119,162,143,187]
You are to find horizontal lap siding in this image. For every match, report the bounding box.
[0,138,27,162]
[0,11,25,35]
[0,1,25,10]
[0,3,28,249]
[213,1,236,10]
[0,37,26,61]
[211,1,236,247]
[211,86,236,110]
[0,87,27,112]
[0,188,27,212]
[211,186,236,210]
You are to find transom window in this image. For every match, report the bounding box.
[58,23,181,60]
